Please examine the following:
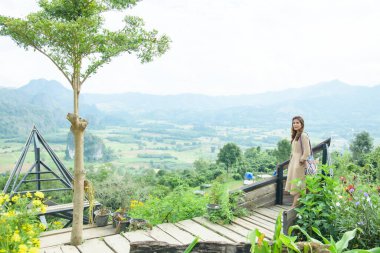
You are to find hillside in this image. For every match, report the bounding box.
[0,79,379,138]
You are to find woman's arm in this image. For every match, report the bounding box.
[300,133,311,161]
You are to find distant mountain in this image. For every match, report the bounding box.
[0,79,379,138]
[0,79,103,137]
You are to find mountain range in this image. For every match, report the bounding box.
[0,79,379,138]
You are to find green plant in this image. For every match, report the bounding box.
[0,192,47,253]
[206,180,234,224]
[295,166,339,238]
[333,176,380,248]
[229,190,249,217]
[289,226,380,253]
[84,179,95,224]
[184,237,199,253]
[128,218,152,231]
[208,181,226,205]
[129,185,207,225]
[205,179,248,224]
[248,213,380,253]
[249,212,301,253]
[96,206,110,216]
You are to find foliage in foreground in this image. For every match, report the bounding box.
[205,179,248,224]
[249,213,380,253]
[0,192,47,253]
[296,166,380,249]
[128,186,207,226]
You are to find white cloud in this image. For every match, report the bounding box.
[0,0,379,95]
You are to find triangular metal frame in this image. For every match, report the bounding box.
[3,126,73,195]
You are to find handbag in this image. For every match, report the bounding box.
[300,134,317,175]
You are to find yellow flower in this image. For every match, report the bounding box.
[11,195,20,202]
[18,244,28,253]
[40,205,47,213]
[26,192,32,198]
[27,230,35,237]
[130,200,144,209]
[34,191,44,199]
[0,194,10,205]
[22,224,33,232]
[39,223,46,230]
[28,247,39,253]
[11,232,21,242]
[32,199,42,207]
[31,238,40,247]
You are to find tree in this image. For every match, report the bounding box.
[0,0,170,245]
[349,131,374,165]
[245,147,276,173]
[273,139,291,163]
[217,143,242,173]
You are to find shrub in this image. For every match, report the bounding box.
[128,186,207,225]
[0,192,47,252]
[333,176,380,248]
[206,180,248,224]
[296,166,339,239]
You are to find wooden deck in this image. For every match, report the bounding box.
[40,205,290,253]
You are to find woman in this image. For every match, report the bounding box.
[285,116,311,208]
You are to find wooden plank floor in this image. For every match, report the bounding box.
[40,205,290,253]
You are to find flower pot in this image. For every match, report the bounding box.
[112,212,129,228]
[207,203,221,215]
[115,218,131,233]
[94,210,110,227]
[129,218,149,231]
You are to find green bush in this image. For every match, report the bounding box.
[206,180,247,224]
[128,186,207,225]
[297,163,380,249]
[296,166,339,239]
[333,176,380,248]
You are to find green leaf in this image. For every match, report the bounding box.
[273,213,283,252]
[311,226,330,244]
[336,229,357,253]
[184,236,199,253]
[288,225,321,244]
[248,229,258,253]
[329,236,337,253]
[279,234,301,253]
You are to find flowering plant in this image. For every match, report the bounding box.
[0,192,47,253]
[334,177,380,249]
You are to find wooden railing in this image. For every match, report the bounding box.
[237,137,331,209]
[276,137,331,205]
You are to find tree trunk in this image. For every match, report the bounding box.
[68,72,87,245]
[67,113,87,245]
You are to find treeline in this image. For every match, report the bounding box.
[0,101,65,137]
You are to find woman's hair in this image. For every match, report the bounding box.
[291,116,304,142]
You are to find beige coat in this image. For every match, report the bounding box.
[285,132,311,195]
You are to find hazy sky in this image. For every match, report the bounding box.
[0,0,379,95]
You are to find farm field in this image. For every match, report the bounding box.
[0,120,366,173]
[0,122,288,173]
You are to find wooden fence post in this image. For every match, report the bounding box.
[276,165,284,205]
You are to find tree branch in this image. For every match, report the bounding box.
[32,45,72,85]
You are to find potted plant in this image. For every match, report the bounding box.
[207,181,224,213]
[129,218,152,231]
[206,179,234,224]
[113,208,131,233]
[94,206,110,227]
